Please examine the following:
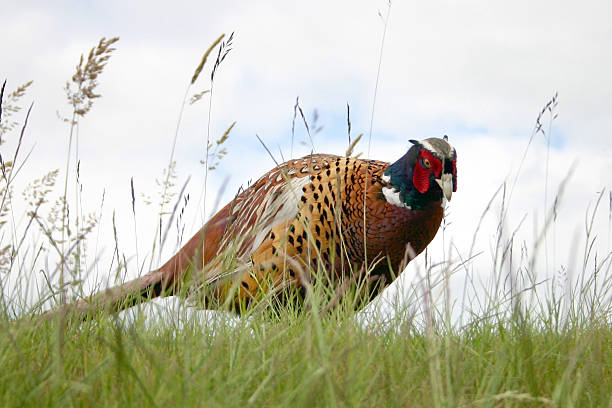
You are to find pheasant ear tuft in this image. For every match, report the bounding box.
[443,135,448,141]
[409,139,421,146]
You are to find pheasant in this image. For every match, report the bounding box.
[44,136,457,319]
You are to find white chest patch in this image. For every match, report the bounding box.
[382,187,411,210]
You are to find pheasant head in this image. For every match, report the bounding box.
[382,136,457,210]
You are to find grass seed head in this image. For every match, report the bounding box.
[191,34,225,85]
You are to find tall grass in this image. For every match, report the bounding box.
[1,33,612,407]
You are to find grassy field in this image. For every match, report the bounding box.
[4,297,612,407]
[3,35,612,407]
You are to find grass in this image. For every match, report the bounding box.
[3,301,612,406]
[2,31,612,407]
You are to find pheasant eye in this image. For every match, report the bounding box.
[423,158,431,169]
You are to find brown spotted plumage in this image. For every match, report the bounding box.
[43,137,457,319]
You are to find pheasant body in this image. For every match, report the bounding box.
[205,154,445,309]
[44,137,457,319]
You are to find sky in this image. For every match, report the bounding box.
[2,0,612,322]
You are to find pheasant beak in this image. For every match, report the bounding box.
[436,173,453,202]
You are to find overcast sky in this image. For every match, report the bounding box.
[3,0,612,319]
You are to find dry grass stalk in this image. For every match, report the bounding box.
[255,134,279,166]
[211,32,234,82]
[0,80,33,140]
[64,37,119,118]
[201,121,234,171]
[189,89,210,105]
[345,133,363,158]
[346,102,352,144]
[216,121,235,145]
[22,170,59,216]
[0,80,4,123]
[190,34,225,85]
[291,97,319,152]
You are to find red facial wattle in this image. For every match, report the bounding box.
[412,149,442,194]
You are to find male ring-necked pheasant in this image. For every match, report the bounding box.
[45,136,457,319]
